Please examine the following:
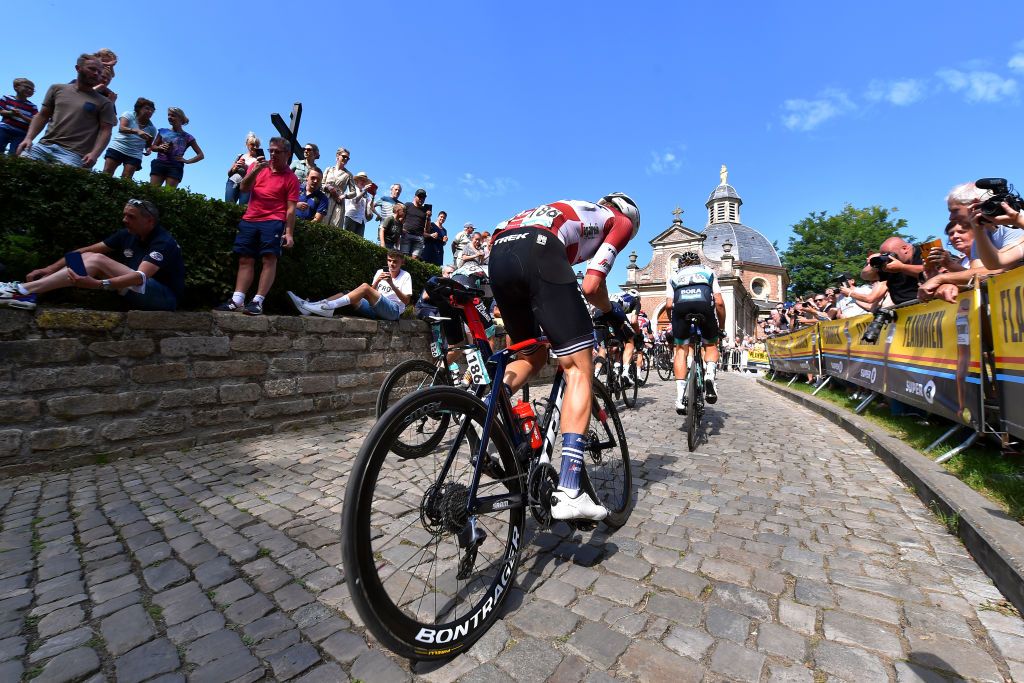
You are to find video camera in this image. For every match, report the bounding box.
[975,178,1024,218]
[861,308,896,344]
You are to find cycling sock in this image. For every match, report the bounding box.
[558,433,586,495]
[232,291,245,306]
[676,380,687,401]
[706,361,717,382]
[324,295,351,310]
[253,294,265,305]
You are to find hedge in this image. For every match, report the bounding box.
[0,156,439,312]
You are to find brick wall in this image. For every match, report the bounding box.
[0,309,433,473]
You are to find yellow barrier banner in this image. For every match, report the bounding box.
[986,269,1024,437]
[843,313,889,393]
[884,290,981,428]
[747,349,770,367]
[817,318,849,377]
[766,325,819,375]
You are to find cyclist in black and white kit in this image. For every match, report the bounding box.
[666,251,726,414]
[488,194,640,521]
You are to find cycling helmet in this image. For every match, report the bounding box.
[679,251,701,266]
[452,262,492,298]
[598,193,640,239]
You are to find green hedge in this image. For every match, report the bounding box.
[0,156,439,312]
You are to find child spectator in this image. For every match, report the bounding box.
[149,107,204,188]
[0,78,38,156]
[287,250,412,321]
[101,97,156,180]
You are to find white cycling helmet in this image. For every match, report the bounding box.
[599,193,640,240]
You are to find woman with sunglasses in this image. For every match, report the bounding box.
[323,147,353,227]
[149,107,204,188]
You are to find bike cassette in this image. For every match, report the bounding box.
[527,463,558,527]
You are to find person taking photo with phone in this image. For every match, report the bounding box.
[0,199,184,311]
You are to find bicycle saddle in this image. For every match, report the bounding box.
[426,276,484,303]
[686,313,706,325]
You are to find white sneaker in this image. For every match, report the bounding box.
[551,488,607,521]
[303,301,334,318]
[287,291,310,316]
[675,397,686,416]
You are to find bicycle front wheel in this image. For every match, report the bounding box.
[343,386,526,661]
[584,378,633,528]
[637,352,650,387]
[376,359,452,458]
[656,349,673,381]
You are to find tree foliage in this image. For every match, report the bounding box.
[781,204,910,297]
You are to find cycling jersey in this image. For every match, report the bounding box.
[492,200,633,279]
[668,265,722,344]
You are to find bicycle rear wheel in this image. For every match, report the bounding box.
[656,349,673,381]
[342,386,525,661]
[376,359,452,458]
[583,378,633,528]
[685,356,699,452]
[637,352,650,387]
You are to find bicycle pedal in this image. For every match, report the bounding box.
[567,519,598,532]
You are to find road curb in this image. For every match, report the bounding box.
[758,378,1024,617]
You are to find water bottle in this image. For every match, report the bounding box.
[512,400,542,449]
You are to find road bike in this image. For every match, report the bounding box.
[653,341,674,381]
[680,313,708,452]
[593,320,638,408]
[342,276,632,661]
[633,337,651,387]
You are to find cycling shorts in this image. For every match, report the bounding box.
[489,226,594,357]
[671,302,721,345]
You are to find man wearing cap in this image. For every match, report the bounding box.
[0,199,185,311]
[401,188,431,260]
[451,221,474,266]
[343,172,375,238]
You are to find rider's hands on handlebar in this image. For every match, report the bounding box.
[597,302,632,343]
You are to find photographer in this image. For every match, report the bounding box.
[795,293,835,324]
[947,181,1024,270]
[918,220,1006,303]
[859,237,925,306]
[834,274,874,318]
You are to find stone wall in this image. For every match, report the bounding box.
[0,309,433,473]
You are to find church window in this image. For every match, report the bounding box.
[751,278,768,298]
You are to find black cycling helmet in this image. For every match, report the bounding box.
[679,251,701,266]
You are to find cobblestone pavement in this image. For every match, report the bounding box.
[1,372,1023,682]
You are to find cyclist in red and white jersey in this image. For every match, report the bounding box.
[489,193,639,521]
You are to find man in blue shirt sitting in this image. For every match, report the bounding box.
[0,198,185,311]
[296,169,329,223]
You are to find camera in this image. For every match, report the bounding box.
[861,309,896,344]
[869,253,894,269]
[832,272,852,286]
[975,178,1024,217]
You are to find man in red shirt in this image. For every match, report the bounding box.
[215,136,299,315]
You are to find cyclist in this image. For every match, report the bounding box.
[609,289,641,386]
[666,251,726,414]
[489,194,640,521]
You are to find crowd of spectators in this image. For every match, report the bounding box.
[1,49,501,318]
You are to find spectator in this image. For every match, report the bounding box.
[401,188,430,260]
[287,249,412,321]
[451,222,473,265]
[323,147,352,227]
[459,232,485,268]
[290,143,321,187]
[101,97,156,180]
[918,220,1011,304]
[947,181,1024,270]
[95,65,117,103]
[295,169,328,222]
[343,172,375,237]
[373,183,402,223]
[424,210,448,266]
[16,53,116,167]
[149,107,204,188]
[859,236,925,306]
[225,132,261,204]
[0,199,184,312]
[479,230,492,269]
[214,137,299,315]
[0,78,38,156]
[379,202,405,250]
[835,275,873,317]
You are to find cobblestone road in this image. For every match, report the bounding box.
[1,372,1022,682]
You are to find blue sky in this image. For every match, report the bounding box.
[5,1,1024,293]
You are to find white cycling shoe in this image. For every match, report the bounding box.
[551,488,608,521]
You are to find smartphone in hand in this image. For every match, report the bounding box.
[253,148,266,159]
[65,252,88,276]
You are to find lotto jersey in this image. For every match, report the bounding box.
[493,200,633,277]
[667,265,721,306]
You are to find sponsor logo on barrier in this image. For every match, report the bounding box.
[903,311,945,349]
[829,360,843,374]
[859,367,877,383]
[924,380,936,404]
[998,285,1024,343]
[905,378,938,404]
[821,326,845,346]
